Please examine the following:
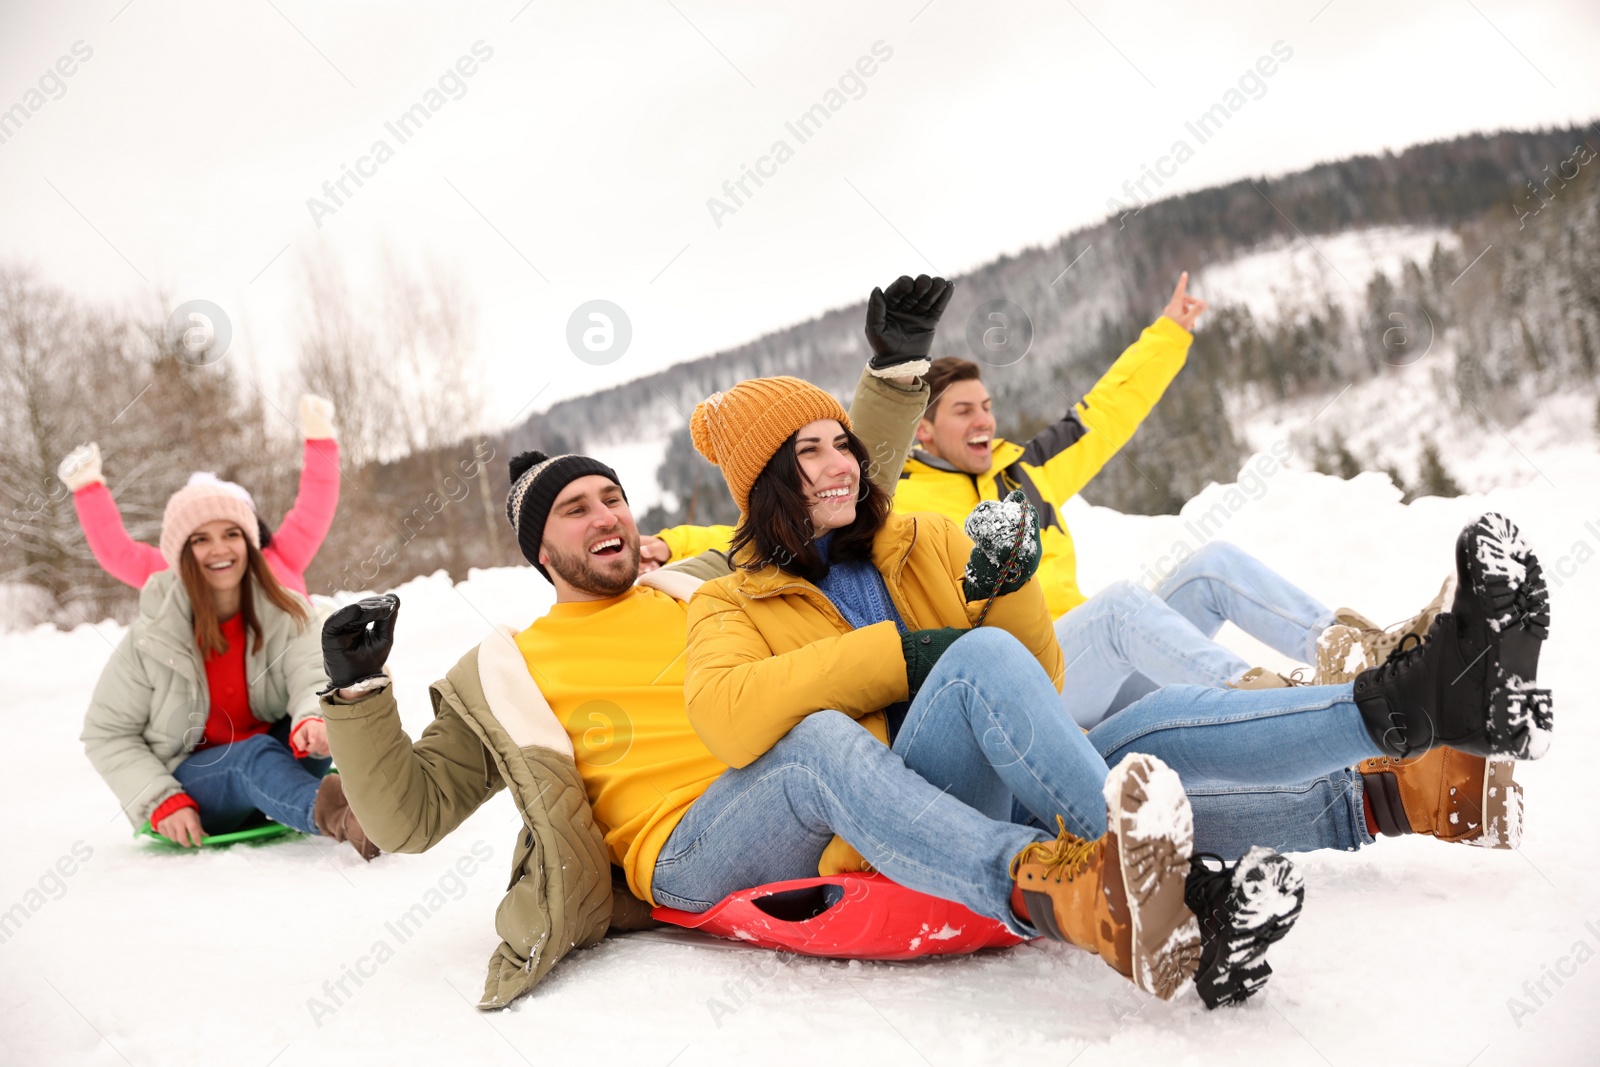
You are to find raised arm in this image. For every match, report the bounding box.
[59,444,164,589]
[857,273,948,495]
[848,368,928,497]
[1022,274,1204,502]
[266,397,342,575]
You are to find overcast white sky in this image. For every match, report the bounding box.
[2,0,1596,427]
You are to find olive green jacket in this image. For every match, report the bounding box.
[322,368,928,1009]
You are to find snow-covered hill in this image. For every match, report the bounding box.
[1192,225,1458,324]
[3,440,1597,1066]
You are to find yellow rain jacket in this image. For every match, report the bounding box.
[893,316,1192,618]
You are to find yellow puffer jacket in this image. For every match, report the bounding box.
[893,315,1192,618]
[684,511,1063,873]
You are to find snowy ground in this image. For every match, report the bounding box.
[4,447,1599,1066]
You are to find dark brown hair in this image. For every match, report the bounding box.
[923,356,984,420]
[731,426,890,583]
[179,538,309,659]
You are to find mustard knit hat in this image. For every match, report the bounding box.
[689,376,851,513]
[159,482,260,569]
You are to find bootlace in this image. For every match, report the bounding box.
[1372,631,1428,685]
[1009,815,1099,881]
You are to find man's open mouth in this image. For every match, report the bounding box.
[589,537,624,557]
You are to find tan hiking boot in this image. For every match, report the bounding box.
[1228,667,1307,690]
[1010,754,1201,999]
[1315,576,1453,684]
[314,773,381,861]
[1358,749,1522,849]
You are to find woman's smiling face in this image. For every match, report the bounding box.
[186,520,249,593]
[794,419,860,535]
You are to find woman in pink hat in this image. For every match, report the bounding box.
[80,478,377,859]
[56,395,341,596]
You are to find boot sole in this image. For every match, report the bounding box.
[1472,757,1524,850]
[1198,847,1305,1008]
[1104,754,1202,1000]
[1459,514,1553,759]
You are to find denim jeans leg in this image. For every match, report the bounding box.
[894,628,1111,839]
[172,733,325,834]
[1187,770,1371,858]
[650,709,1047,935]
[1088,683,1380,791]
[1155,541,1337,664]
[1056,581,1252,729]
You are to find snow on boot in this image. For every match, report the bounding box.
[1010,754,1201,1000]
[1458,512,1552,758]
[1360,749,1523,849]
[1314,576,1452,684]
[314,773,380,861]
[1185,847,1305,1009]
[1352,513,1552,761]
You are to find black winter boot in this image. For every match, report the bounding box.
[1353,513,1552,760]
[1186,847,1304,1009]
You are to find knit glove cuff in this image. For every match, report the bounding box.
[901,627,964,703]
[57,442,104,491]
[299,394,337,441]
[963,490,1042,602]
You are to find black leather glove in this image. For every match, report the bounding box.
[901,627,965,703]
[319,594,399,695]
[865,274,955,378]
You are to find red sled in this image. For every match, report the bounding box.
[651,873,1026,960]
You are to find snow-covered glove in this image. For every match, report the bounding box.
[319,594,398,695]
[963,490,1042,602]
[865,274,955,379]
[299,394,337,441]
[57,442,104,492]
[902,627,964,703]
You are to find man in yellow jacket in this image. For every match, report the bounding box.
[894,274,1368,729]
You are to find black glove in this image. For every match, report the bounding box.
[963,490,1042,602]
[901,627,964,703]
[319,594,400,695]
[865,274,955,378]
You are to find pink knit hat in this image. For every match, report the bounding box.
[160,482,260,569]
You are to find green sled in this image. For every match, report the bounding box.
[138,817,302,848]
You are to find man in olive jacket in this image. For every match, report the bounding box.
[321,327,938,1008]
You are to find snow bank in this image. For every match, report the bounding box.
[3,452,1598,1065]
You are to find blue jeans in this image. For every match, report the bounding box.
[653,630,1381,927]
[1089,683,1377,858]
[171,721,331,835]
[1056,541,1336,728]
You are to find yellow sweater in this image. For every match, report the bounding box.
[514,586,727,904]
